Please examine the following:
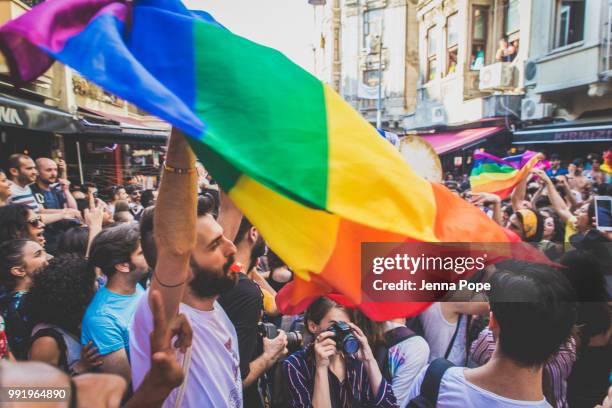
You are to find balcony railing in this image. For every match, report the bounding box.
[357,98,378,111]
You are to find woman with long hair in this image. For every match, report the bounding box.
[350,310,430,407]
[0,204,46,247]
[0,239,50,359]
[282,297,398,407]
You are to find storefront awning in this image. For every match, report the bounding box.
[0,92,79,133]
[420,126,503,154]
[77,107,169,143]
[513,123,612,144]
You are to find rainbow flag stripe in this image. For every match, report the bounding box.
[0,0,523,318]
[470,151,544,199]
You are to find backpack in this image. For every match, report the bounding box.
[374,326,417,381]
[406,358,455,408]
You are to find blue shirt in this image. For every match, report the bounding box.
[546,167,569,178]
[81,285,144,356]
[31,184,66,210]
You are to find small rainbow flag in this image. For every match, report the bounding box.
[470,150,545,199]
[0,0,532,319]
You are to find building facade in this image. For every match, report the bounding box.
[514,0,612,157]
[310,0,419,130]
[0,0,74,169]
[0,0,168,188]
[407,0,532,129]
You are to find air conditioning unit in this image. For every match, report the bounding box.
[521,98,554,121]
[524,59,538,86]
[431,106,445,124]
[479,62,515,91]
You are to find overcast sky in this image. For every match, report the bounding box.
[183,0,316,73]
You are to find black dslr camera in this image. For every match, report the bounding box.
[326,321,360,354]
[257,322,303,352]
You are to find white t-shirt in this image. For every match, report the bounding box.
[404,366,551,408]
[419,303,467,366]
[385,325,430,407]
[129,293,243,408]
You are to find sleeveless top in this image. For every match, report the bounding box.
[31,323,81,373]
[420,302,468,366]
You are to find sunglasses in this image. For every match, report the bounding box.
[27,216,44,227]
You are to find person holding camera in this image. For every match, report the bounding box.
[282,297,398,408]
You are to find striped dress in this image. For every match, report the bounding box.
[282,347,398,408]
[470,328,576,408]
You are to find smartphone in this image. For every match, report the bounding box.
[594,195,612,232]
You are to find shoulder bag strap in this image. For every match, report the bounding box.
[444,314,463,360]
[419,358,454,405]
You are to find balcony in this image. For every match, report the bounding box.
[357,98,378,112]
[73,73,128,114]
[477,62,517,92]
[463,70,483,100]
[0,0,54,100]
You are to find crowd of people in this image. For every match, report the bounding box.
[0,134,610,408]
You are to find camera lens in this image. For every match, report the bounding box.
[342,335,360,354]
[326,322,361,354]
[286,331,303,351]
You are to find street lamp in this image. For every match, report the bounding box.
[308,0,326,4]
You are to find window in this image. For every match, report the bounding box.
[555,0,585,48]
[470,6,488,70]
[363,9,383,49]
[427,25,438,81]
[504,0,520,37]
[363,69,381,86]
[446,13,459,75]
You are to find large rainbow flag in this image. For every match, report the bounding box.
[470,150,545,199]
[0,0,525,319]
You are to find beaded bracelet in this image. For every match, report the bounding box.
[163,163,197,175]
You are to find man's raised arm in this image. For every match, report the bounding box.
[152,128,198,321]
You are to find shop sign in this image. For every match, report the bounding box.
[552,128,612,142]
[0,105,25,126]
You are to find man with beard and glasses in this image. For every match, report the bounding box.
[219,217,288,408]
[129,128,244,408]
[81,223,148,384]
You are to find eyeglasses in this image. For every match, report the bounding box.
[27,216,43,227]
